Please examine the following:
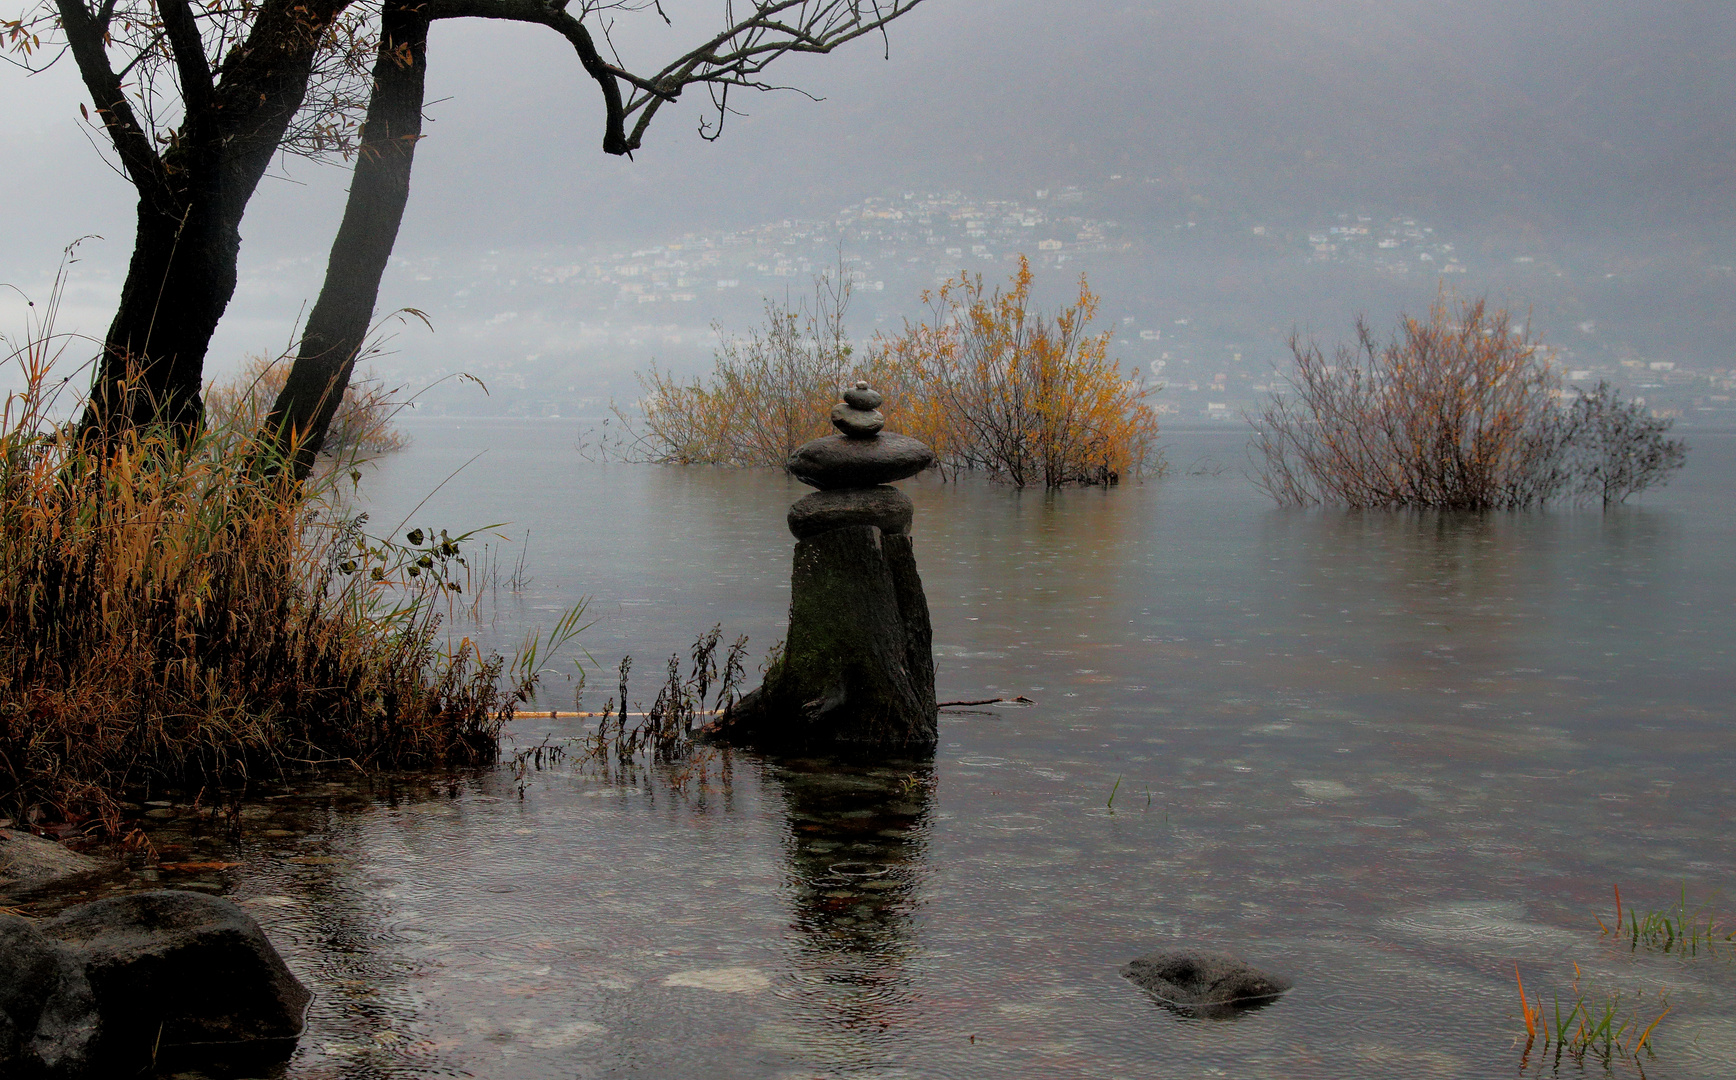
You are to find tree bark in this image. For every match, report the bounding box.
[264,0,431,478]
[64,0,355,439]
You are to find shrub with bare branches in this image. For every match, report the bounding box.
[616,260,1164,489]
[877,258,1163,488]
[617,274,854,466]
[1250,296,1685,509]
[205,354,408,460]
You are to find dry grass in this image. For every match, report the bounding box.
[0,280,581,833]
[204,352,408,460]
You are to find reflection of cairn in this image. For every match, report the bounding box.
[718,383,938,751]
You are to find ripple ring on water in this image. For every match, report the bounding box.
[829,861,891,878]
[981,813,1048,831]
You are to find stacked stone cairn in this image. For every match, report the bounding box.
[717,382,938,752]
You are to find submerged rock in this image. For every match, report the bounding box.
[1121,949,1292,1015]
[0,830,110,897]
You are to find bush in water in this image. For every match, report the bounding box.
[1250,295,1686,509]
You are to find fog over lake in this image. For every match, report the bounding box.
[4,1,1733,422]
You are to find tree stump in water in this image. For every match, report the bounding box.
[716,384,938,752]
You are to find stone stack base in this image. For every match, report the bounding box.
[717,519,936,753]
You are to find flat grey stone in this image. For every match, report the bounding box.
[1121,949,1292,1014]
[830,402,885,438]
[0,830,109,896]
[788,433,934,490]
[788,486,913,539]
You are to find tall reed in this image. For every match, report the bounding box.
[204,353,408,459]
[0,278,582,832]
[1515,961,1669,1071]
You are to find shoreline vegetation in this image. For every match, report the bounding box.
[0,285,584,835]
[609,258,1166,489]
[205,354,410,462]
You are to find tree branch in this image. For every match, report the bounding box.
[427,0,925,155]
[52,0,165,196]
[156,0,214,114]
[428,0,630,152]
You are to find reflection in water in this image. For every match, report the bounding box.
[769,754,934,1070]
[23,429,1731,1079]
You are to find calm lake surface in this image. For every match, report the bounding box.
[123,424,1736,1077]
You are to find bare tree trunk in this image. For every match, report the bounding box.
[264,0,430,479]
[61,0,355,441]
[83,199,239,433]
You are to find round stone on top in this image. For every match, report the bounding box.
[788,433,934,490]
[830,380,885,439]
[843,381,884,410]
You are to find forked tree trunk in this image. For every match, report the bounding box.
[62,0,354,441]
[263,0,431,479]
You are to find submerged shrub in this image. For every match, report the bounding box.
[619,275,854,467]
[876,257,1163,488]
[205,353,408,460]
[617,259,1163,488]
[0,293,580,831]
[1250,296,1686,509]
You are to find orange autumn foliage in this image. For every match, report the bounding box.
[874,257,1163,487]
[619,259,1163,488]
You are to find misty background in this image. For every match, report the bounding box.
[4,0,1733,424]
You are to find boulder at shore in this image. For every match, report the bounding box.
[0,830,110,897]
[1,890,311,1077]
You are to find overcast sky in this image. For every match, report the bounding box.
[3,0,1733,369]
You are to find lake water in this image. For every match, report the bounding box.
[57,423,1736,1078]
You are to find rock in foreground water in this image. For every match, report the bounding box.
[0,890,313,1075]
[0,915,100,1078]
[1121,949,1292,1013]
